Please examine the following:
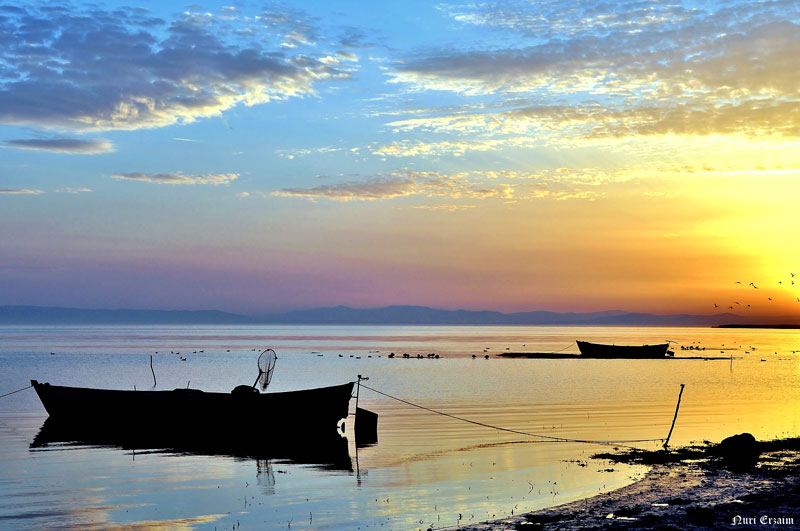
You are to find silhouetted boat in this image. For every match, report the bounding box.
[576,341,672,358]
[30,379,355,437]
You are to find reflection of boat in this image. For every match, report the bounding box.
[576,341,672,358]
[30,416,353,471]
[31,379,355,438]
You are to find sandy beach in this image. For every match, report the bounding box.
[458,437,800,530]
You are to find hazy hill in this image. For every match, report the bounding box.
[257,305,759,326]
[258,305,630,325]
[1,304,794,326]
[0,306,255,325]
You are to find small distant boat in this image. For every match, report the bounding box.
[576,341,673,359]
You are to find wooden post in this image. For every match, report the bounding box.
[356,375,369,411]
[354,375,368,486]
[663,383,685,450]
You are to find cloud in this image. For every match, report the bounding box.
[270,166,642,204]
[276,146,344,159]
[55,187,93,194]
[378,98,800,149]
[112,172,238,185]
[273,176,417,201]
[386,1,800,141]
[272,171,514,201]
[3,138,114,154]
[337,26,373,48]
[372,137,539,157]
[0,5,352,131]
[440,1,697,40]
[529,188,602,201]
[408,204,477,212]
[0,188,44,195]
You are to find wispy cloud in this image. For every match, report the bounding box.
[3,138,114,154]
[272,171,514,201]
[529,188,602,201]
[0,5,353,132]
[112,172,238,185]
[55,187,93,194]
[0,188,45,195]
[269,165,645,204]
[273,176,417,201]
[372,137,537,157]
[408,203,477,212]
[276,146,344,159]
[386,0,800,142]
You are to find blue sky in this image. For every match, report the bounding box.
[2,1,799,314]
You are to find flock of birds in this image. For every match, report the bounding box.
[715,272,799,310]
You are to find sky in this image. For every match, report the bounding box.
[1,0,799,316]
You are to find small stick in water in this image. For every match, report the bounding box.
[150,355,157,388]
[663,383,685,449]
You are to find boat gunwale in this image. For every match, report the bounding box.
[30,379,355,399]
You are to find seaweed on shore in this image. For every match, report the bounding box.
[593,444,709,465]
[594,435,800,468]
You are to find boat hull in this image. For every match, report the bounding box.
[31,380,355,437]
[576,341,670,359]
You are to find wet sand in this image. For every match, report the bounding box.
[458,438,800,530]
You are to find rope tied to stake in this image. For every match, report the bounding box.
[359,383,670,447]
[0,385,33,399]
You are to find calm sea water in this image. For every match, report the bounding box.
[1,325,799,529]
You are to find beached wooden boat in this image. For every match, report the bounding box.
[30,379,355,436]
[576,341,672,358]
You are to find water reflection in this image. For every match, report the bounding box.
[3,325,799,529]
[30,417,354,473]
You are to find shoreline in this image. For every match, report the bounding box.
[497,352,734,360]
[455,437,800,530]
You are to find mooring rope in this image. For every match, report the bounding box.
[551,343,577,353]
[0,385,32,399]
[359,383,665,447]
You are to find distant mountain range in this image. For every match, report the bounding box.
[2,304,797,326]
[0,306,254,325]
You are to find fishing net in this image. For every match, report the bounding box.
[255,349,277,391]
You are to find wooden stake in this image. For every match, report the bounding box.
[150,355,157,388]
[663,383,685,450]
